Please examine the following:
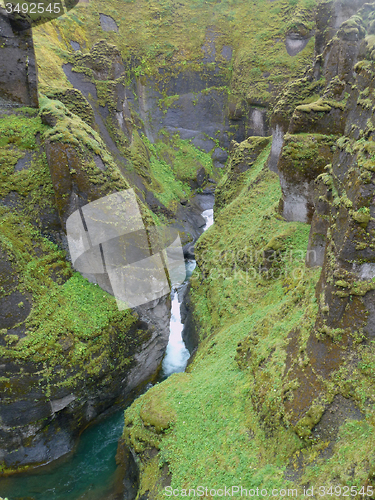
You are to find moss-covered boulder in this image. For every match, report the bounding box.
[120,384,176,499]
[278,133,336,223]
[215,136,270,212]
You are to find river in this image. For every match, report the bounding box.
[0,208,214,500]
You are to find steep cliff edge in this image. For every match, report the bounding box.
[29,0,318,240]
[121,1,375,496]
[0,100,174,472]
[0,0,319,474]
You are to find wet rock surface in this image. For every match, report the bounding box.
[269,2,375,450]
[0,8,38,107]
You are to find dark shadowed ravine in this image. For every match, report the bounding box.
[0,209,213,500]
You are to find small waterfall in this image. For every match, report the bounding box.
[201,208,214,230]
[161,286,191,377]
[161,209,213,378]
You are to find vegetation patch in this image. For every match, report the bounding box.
[123,141,323,494]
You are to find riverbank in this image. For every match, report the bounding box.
[0,197,214,500]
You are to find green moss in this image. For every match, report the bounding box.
[130,132,218,209]
[40,96,107,153]
[296,100,332,113]
[352,207,371,227]
[42,88,95,127]
[0,107,155,400]
[279,134,336,179]
[158,94,180,113]
[300,420,375,487]
[32,0,318,105]
[139,387,176,433]
[273,77,326,124]
[0,207,141,389]
[349,278,375,297]
[0,115,56,224]
[215,136,270,211]
[123,141,322,495]
[0,110,48,149]
[294,405,325,439]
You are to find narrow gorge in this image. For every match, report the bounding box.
[1,0,375,498]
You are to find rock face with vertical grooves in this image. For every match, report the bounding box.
[268,1,375,435]
[0,8,38,107]
[118,1,375,495]
[0,99,174,471]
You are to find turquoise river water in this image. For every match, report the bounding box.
[0,209,213,500]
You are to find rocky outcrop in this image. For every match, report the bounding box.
[0,8,38,107]
[215,136,270,211]
[0,0,79,108]
[0,103,172,472]
[287,51,375,416]
[278,134,336,223]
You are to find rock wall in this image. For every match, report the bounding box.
[0,101,173,471]
[0,0,79,108]
[283,2,375,429]
[118,0,375,495]
[0,8,38,107]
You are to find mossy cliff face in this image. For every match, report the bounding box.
[121,2,375,496]
[278,133,337,223]
[0,103,173,472]
[28,0,319,240]
[268,0,369,171]
[47,39,220,245]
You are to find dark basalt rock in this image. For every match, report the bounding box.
[115,439,139,500]
[315,0,370,55]
[183,242,195,260]
[0,8,38,107]
[277,1,375,432]
[278,134,336,223]
[44,140,105,228]
[0,0,79,107]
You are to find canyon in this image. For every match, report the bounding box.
[1,0,375,498]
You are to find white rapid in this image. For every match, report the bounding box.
[161,208,214,378]
[201,208,214,230]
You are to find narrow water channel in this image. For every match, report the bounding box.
[0,208,214,500]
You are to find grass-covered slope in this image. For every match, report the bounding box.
[122,142,326,495]
[121,2,375,494]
